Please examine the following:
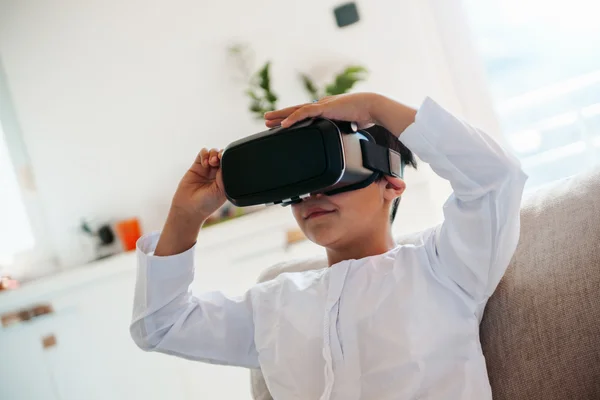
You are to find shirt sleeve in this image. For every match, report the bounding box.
[400,98,528,305]
[130,232,259,368]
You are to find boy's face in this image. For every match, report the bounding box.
[291,177,406,248]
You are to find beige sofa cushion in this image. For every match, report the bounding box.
[480,166,600,400]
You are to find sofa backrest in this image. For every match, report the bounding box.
[480,166,600,400]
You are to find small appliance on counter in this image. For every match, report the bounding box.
[81,219,119,260]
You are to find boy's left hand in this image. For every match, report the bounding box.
[264,93,382,129]
[264,92,417,138]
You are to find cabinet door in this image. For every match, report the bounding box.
[0,320,59,400]
[66,271,187,400]
[0,307,109,400]
[36,309,111,400]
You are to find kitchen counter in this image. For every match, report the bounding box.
[0,251,136,314]
[0,205,303,314]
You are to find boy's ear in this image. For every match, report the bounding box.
[382,175,406,201]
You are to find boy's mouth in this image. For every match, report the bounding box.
[304,207,336,220]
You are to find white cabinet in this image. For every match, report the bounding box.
[33,310,111,400]
[54,268,187,400]
[0,263,186,400]
[0,315,60,400]
[0,308,109,400]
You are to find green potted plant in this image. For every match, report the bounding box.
[228,44,367,117]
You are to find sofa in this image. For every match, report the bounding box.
[251,166,600,399]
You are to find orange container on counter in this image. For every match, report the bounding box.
[115,217,142,251]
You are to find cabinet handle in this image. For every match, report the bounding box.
[1,303,54,327]
[42,334,57,349]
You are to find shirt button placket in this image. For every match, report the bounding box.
[319,264,350,400]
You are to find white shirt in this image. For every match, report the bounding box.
[131,98,528,400]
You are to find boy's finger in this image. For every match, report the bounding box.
[218,149,224,159]
[264,104,307,120]
[208,148,220,167]
[265,119,284,128]
[198,148,209,167]
[281,104,323,128]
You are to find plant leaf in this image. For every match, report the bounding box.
[300,74,320,101]
[325,65,368,96]
[242,60,278,117]
[266,92,278,103]
[258,62,271,91]
[245,89,260,100]
[249,100,263,113]
[343,65,368,75]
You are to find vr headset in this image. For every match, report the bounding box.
[221,118,403,207]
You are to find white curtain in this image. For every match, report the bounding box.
[0,122,34,266]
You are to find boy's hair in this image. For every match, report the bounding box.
[363,125,418,223]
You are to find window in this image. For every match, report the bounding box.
[0,59,54,278]
[462,0,600,187]
[0,121,34,266]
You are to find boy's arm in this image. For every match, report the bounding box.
[130,230,259,368]
[265,92,527,305]
[131,155,259,368]
[392,98,528,304]
[129,147,259,367]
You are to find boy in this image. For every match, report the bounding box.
[131,93,527,399]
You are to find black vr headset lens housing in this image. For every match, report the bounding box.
[221,118,402,207]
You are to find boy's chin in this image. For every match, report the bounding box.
[305,227,344,248]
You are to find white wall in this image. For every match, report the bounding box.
[0,0,468,269]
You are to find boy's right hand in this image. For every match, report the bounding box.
[171,147,227,222]
[155,148,226,256]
